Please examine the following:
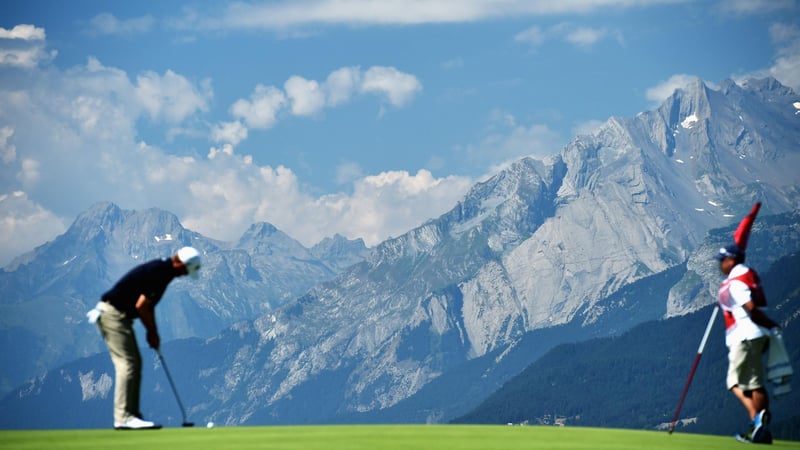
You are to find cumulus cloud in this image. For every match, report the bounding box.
[767,22,800,91]
[207,143,235,160]
[215,66,421,146]
[0,192,66,267]
[0,24,56,68]
[135,70,212,123]
[0,54,215,239]
[472,111,564,165]
[17,159,41,186]
[0,126,16,163]
[211,120,248,146]
[230,84,287,129]
[360,66,422,107]
[332,170,472,244]
[300,169,472,246]
[0,35,465,265]
[0,24,45,40]
[325,67,361,106]
[177,156,472,247]
[285,76,326,116]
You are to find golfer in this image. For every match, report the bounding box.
[716,243,779,444]
[90,246,201,430]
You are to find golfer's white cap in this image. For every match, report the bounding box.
[176,246,201,279]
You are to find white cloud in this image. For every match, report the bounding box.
[565,26,609,47]
[210,121,248,146]
[324,67,361,106]
[18,159,40,185]
[729,22,800,93]
[0,24,45,40]
[217,65,421,146]
[514,26,547,47]
[335,161,364,184]
[645,74,699,106]
[0,192,66,267]
[87,13,155,36]
[207,143,235,160]
[135,70,212,124]
[180,158,472,247]
[0,55,213,229]
[466,111,563,167]
[767,22,800,91]
[230,84,287,129]
[305,169,472,246]
[0,24,56,68]
[0,46,467,265]
[285,76,326,116]
[0,126,16,163]
[212,0,683,29]
[360,66,423,107]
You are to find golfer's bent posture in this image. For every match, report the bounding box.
[91,247,201,430]
[716,244,779,444]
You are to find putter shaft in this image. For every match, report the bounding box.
[156,350,192,426]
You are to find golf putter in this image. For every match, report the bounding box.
[156,349,194,427]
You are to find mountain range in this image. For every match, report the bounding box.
[0,202,369,394]
[1,77,798,431]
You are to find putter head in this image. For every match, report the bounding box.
[183,422,195,427]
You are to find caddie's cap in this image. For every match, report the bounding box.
[176,246,202,279]
[714,244,744,261]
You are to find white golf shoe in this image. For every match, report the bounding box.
[114,417,162,430]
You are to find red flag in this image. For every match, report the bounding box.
[734,202,761,251]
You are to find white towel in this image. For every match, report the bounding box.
[766,330,793,396]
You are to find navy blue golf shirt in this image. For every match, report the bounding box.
[101,259,177,318]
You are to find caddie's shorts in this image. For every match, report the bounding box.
[727,335,769,391]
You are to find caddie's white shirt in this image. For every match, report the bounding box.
[721,264,767,347]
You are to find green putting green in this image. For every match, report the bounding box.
[1,425,797,450]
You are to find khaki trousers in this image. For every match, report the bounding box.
[96,301,142,423]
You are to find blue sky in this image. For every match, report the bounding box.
[1,0,798,266]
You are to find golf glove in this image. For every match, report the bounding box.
[86,307,103,324]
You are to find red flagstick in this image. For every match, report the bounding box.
[669,306,719,434]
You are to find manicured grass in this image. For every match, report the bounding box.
[1,425,798,450]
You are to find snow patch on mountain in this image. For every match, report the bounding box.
[681,114,699,128]
[79,371,112,401]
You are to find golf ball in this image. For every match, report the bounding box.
[207,421,214,428]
